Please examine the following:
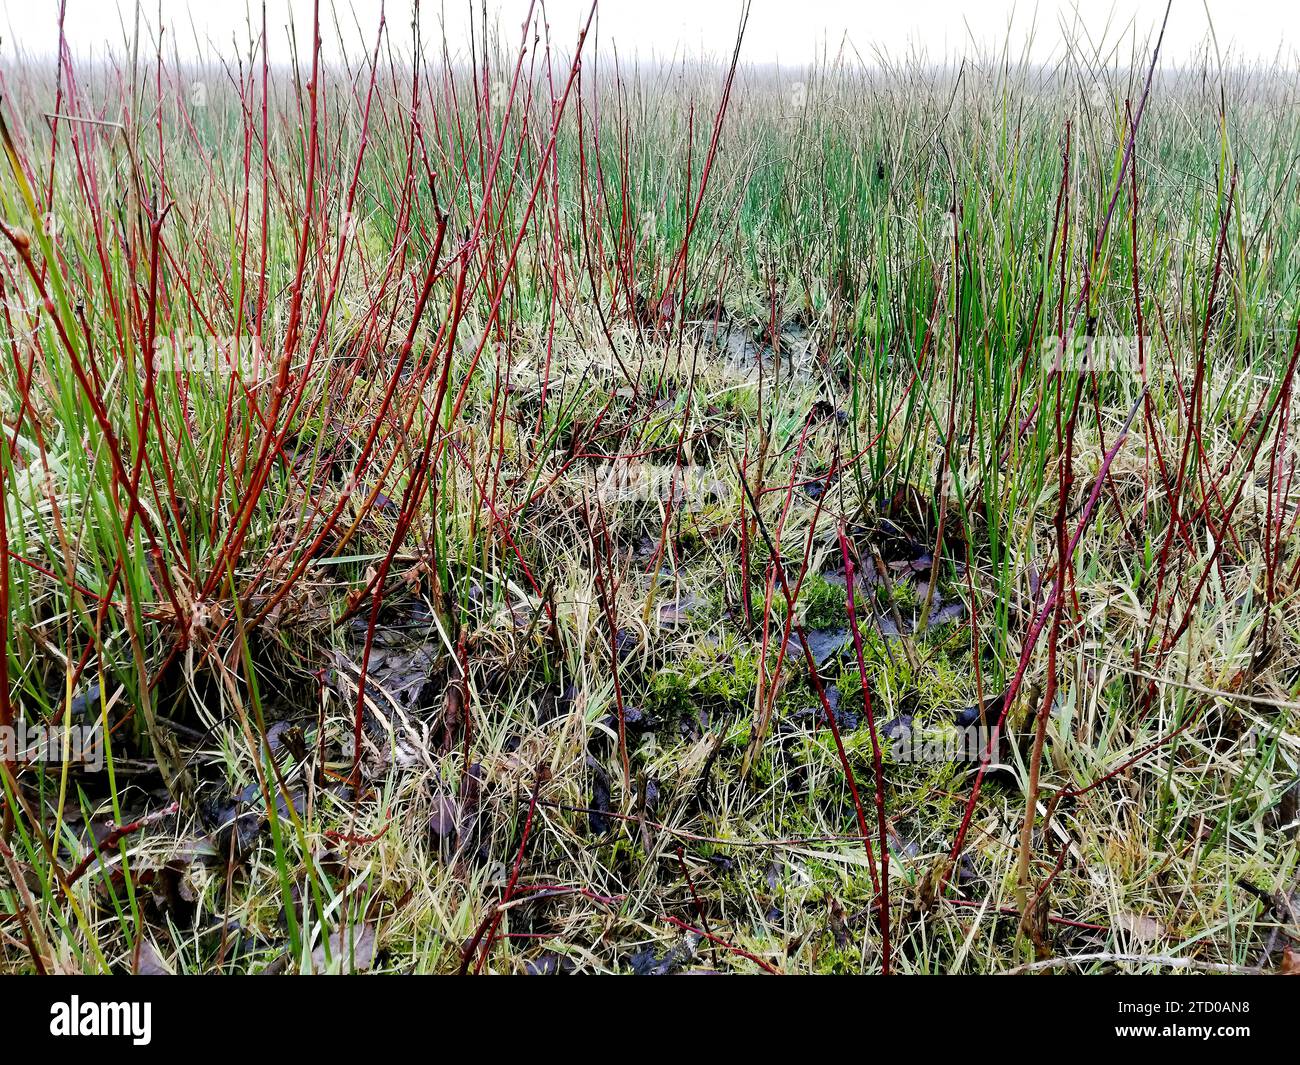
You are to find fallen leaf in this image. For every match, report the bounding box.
[134,937,172,976]
[1116,912,1164,945]
[428,792,461,845]
[311,923,378,974]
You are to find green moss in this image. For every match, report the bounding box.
[674,523,704,557]
[646,669,692,719]
[813,942,866,975]
[598,837,648,883]
[747,749,778,788]
[643,642,760,724]
[797,574,847,629]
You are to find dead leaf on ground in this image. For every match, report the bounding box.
[134,937,172,976]
[311,923,378,974]
[1115,912,1164,946]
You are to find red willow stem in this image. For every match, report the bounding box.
[660,914,781,974]
[348,4,597,791]
[1143,170,1239,663]
[836,526,891,973]
[203,0,327,596]
[739,473,879,898]
[675,845,717,960]
[0,366,10,835]
[584,497,631,793]
[658,2,751,309]
[945,386,1147,882]
[63,802,180,887]
[1010,0,1171,447]
[1015,264,1082,916]
[463,770,545,975]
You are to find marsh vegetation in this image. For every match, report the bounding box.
[1,2,1298,974]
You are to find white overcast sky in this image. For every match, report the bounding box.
[1,1,1297,66]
